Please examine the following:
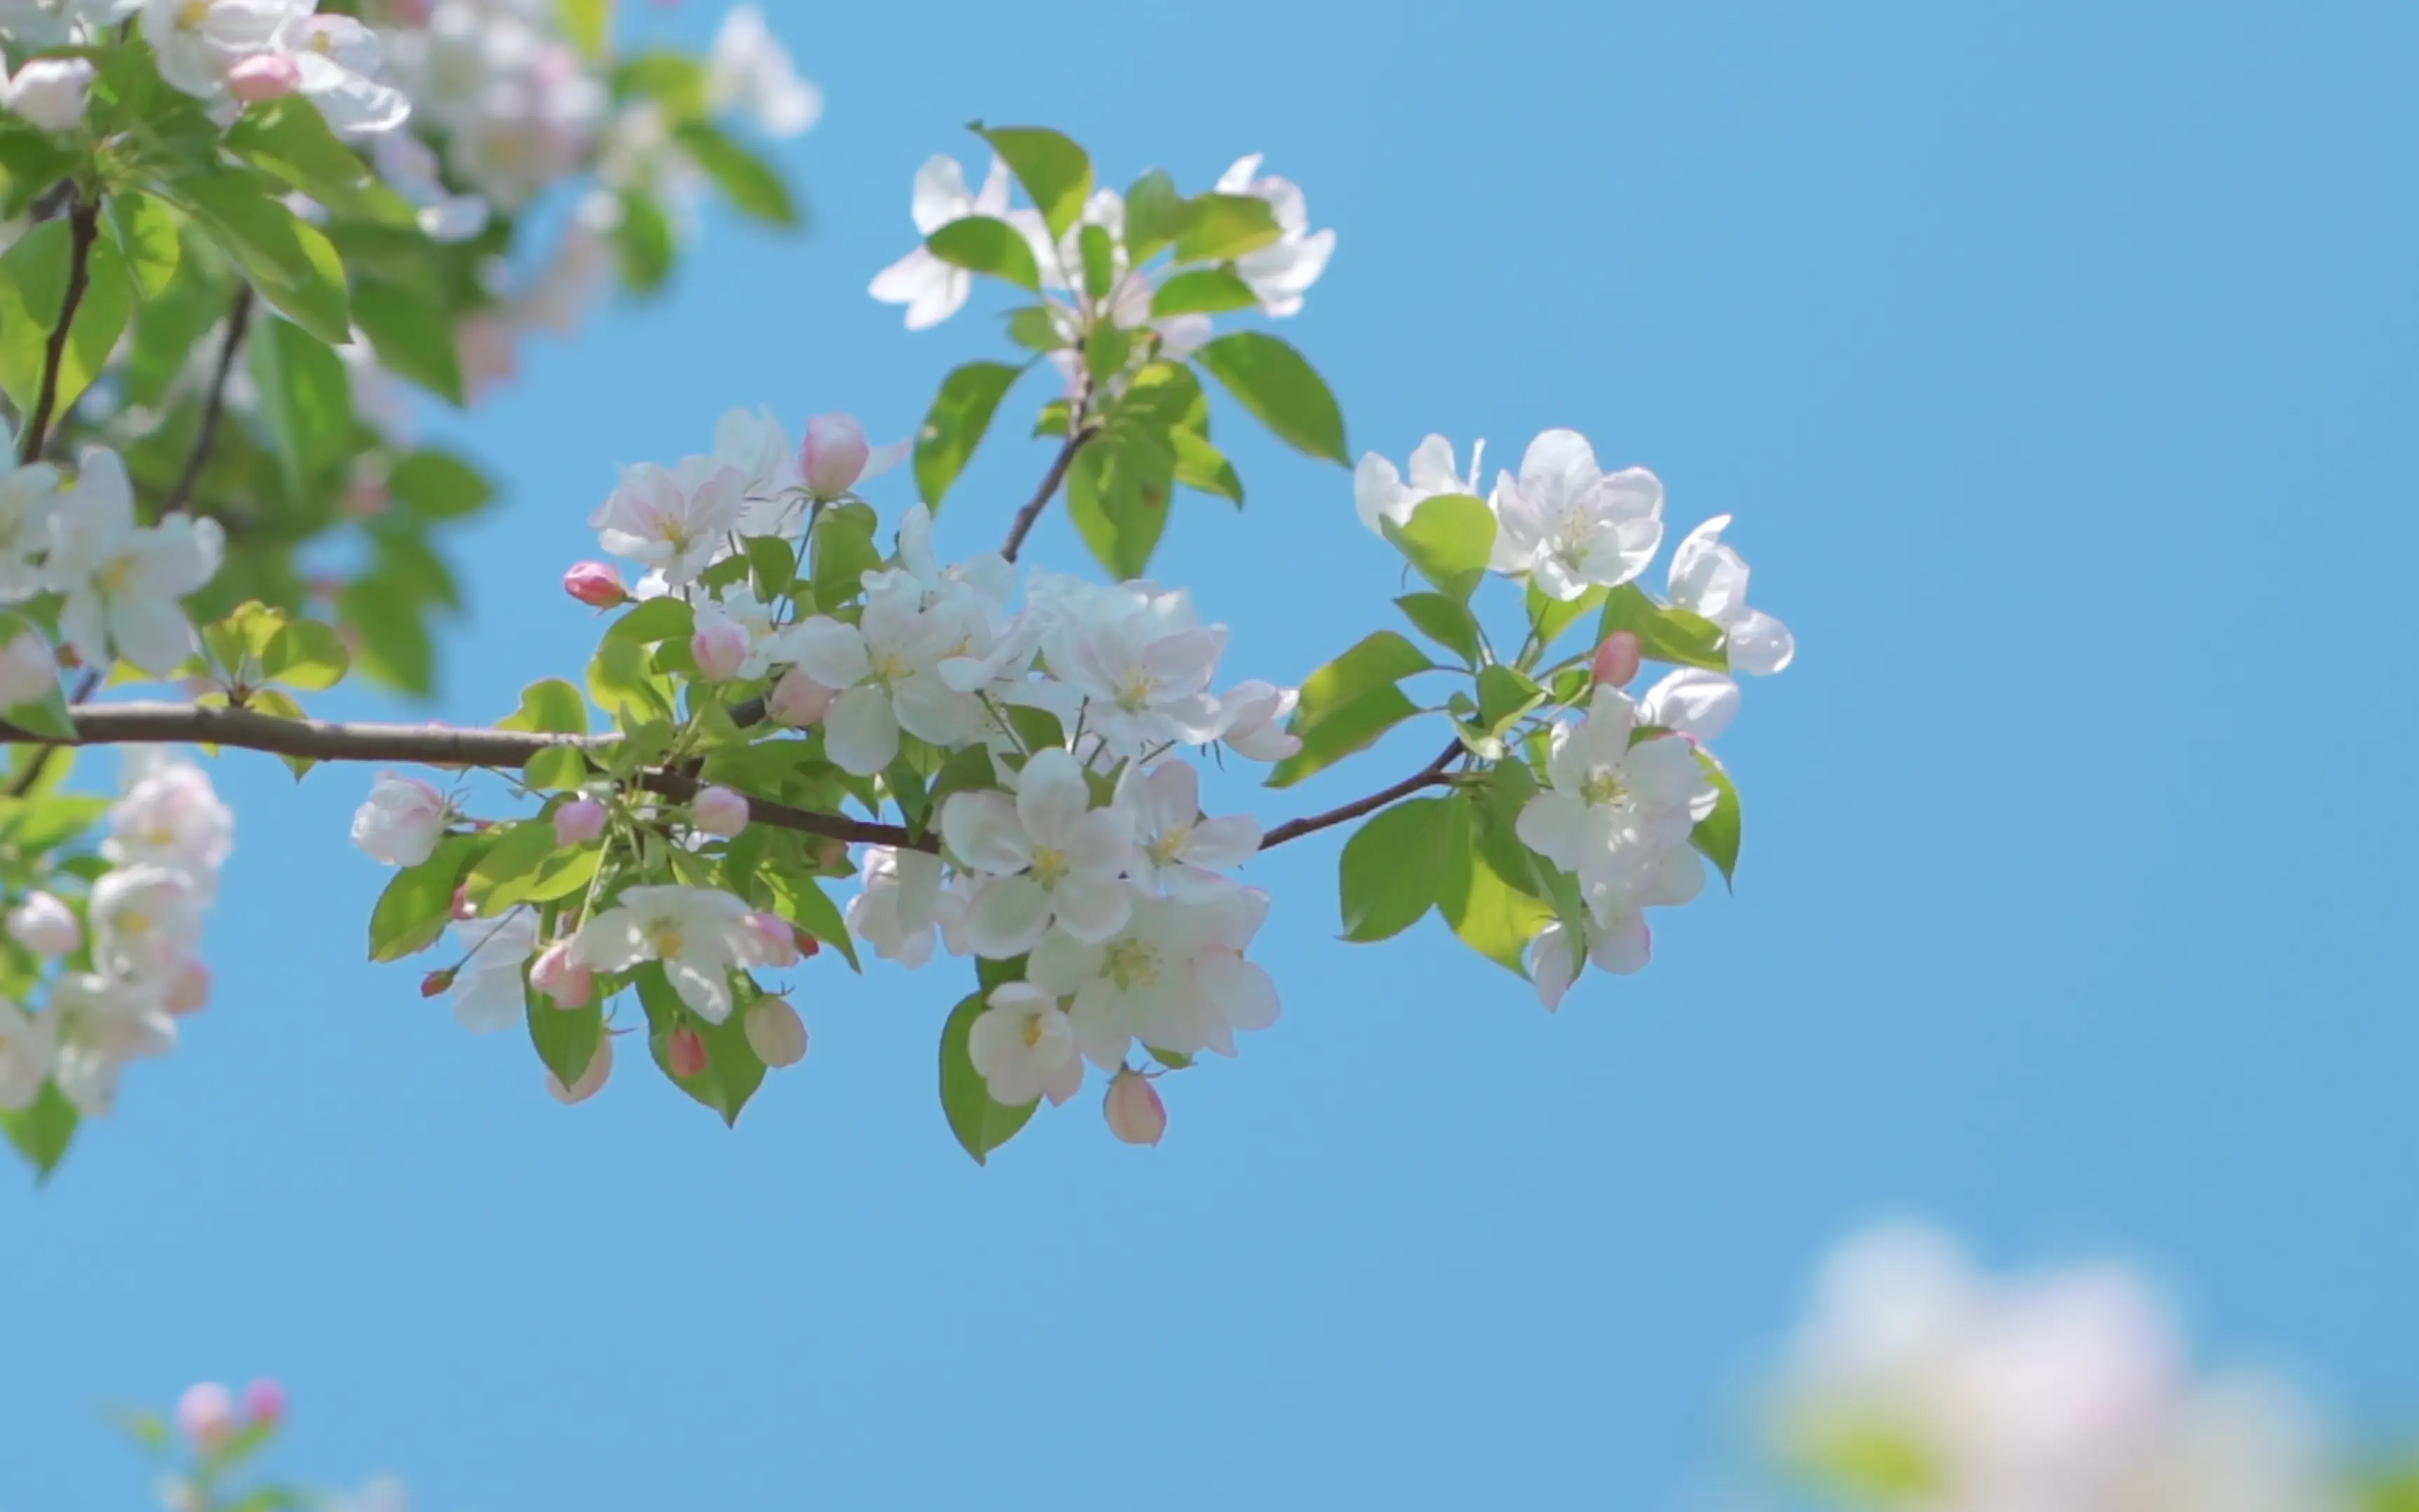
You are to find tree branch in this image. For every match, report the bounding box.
[1000,425,1098,562]
[1257,741,1464,851]
[161,286,255,517]
[18,195,101,466]
[0,701,930,851]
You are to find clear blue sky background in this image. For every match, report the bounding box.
[7,2,2417,1507]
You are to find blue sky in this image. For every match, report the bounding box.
[8,1,2418,1507]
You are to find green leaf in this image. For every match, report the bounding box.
[1267,685,1421,790]
[1691,748,1741,888]
[1173,194,1282,262]
[743,534,795,599]
[1004,306,1065,351]
[260,617,348,691]
[1122,169,1183,262]
[914,360,1020,508]
[1193,332,1349,465]
[1065,428,1174,580]
[106,191,181,299]
[940,990,1035,1163]
[810,501,884,607]
[924,216,1040,292]
[527,983,604,1091]
[224,100,391,217]
[1151,267,1261,317]
[1475,665,1547,736]
[1396,592,1482,665]
[0,225,133,419]
[464,820,558,911]
[560,0,615,58]
[1339,797,1455,942]
[174,170,351,344]
[0,612,74,741]
[368,835,487,962]
[352,280,465,404]
[1294,630,1432,731]
[339,577,436,696]
[0,1081,77,1180]
[499,677,590,735]
[1596,583,1730,671]
[672,121,800,227]
[613,51,708,116]
[243,689,317,777]
[248,315,352,491]
[973,124,1093,240]
[1168,428,1242,506]
[1528,581,1608,652]
[604,595,694,646]
[612,188,675,293]
[635,964,766,1126]
[386,450,494,520]
[1439,800,1554,976]
[1077,223,1116,301]
[1381,492,1496,601]
[762,870,860,971]
[1082,323,1132,387]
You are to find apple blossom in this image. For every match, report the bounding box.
[48,971,176,1116]
[666,1023,709,1078]
[1638,667,1741,743]
[0,437,60,601]
[772,572,988,776]
[90,864,207,983]
[798,412,907,501]
[0,627,56,708]
[589,460,747,586]
[529,938,593,1009]
[445,910,538,1033]
[844,845,950,967]
[2,55,95,129]
[1103,1067,1166,1146]
[765,666,836,727]
[1530,846,1707,1006]
[351,773,449,868]
[692,785,750,838]
[242,1377,287,1426]
[1667,514,1797,675]
[941,748,1136,955]
[1027,888,1280,1070]
[175,1381,237,1448]
[742,912,800,968]
[1215,153,1336,317]
[1210,680,1303,763]
[166,960,211,1016]
[0,996,54,1110]
[707,4,819,137]
[227,50,302,101]
[106,750,234,884]
[1355,435,1483,535]
[1592,630,1643,687]
[572,884,768,1022]
[868,153,1011,330]
[691,618,750,682]
[1115,760,1262,900]
[1488,430,1664,601]
[966,982,1082,1107]
[562,560,626,607]
[1030,575,1228,757]
[546,1030,612,1105]
[370,130,488,243]
[42,448,225,676]
[275,13,410,137]
[1516,687,1717,893]
[553,797,607,847]
[140,0,296,112]
[7,889,80,957]
[743,995,808,1068]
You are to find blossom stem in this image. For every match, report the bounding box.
[162,286,256,518]
[1257,740,1465,851]
[1000,425,1099,562]
[18,194,101,466]
[3,701,936,851]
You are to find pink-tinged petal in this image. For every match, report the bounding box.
[1067,983,1133,1071]
[776,616,870,689]
[1532,922,1582,1009]
[1183,814,1262,869]
[1586,910,1652,976]
[821,686,898,777]
[1062,809,1135,875]
[1201,952,1280,1034]
[1047,872,1131,945]
[941,792,1034,875]
[964,876,1052,959]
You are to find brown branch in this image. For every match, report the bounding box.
[161,286,255,517]
[0,701,929,851]
[1258,741,1464,851]
[5,669,100,797]
[1001,426,1098,562]
[19,196,100,465]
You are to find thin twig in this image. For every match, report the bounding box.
[0,701,931,851]
[1258,741,1464,851]
[5,670,100,797]
[18,196,101,466]
[1001,426,1099,562]
[162,286,255,517]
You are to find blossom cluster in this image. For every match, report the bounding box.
[0,746,233,1123]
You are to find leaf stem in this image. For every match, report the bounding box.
[161,285,255,517]
[1000,424,1098,562]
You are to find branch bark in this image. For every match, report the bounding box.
[1257,741,1464,851]
[0,701,930,851]
[1000,425,1098,562]
[18,195,101,466]
[161,286,255,517]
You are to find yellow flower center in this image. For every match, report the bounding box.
[1115,671,1159,713]
[1030,846,1070,886]
[1145,825,1192,868]
[178,0,210,27]
[1579,769,1626,807]
[1103,938,1159,991]
[1019,1013,1050,1049]
[649,924,686,959]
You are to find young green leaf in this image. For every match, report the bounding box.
[260,617,349,691]
[1528,581,1609,652]
[1294,630,1433,731]
[352,279,466,404]
[1380,492,1496,601]
[173,170,352,344]
[1151,267,1261,317]
[1439,802,1554,976]
[1396,592,1483,664]
[386,450,494,519]
[1193,332,1349,465]
[1339,797,1457,942]
[1173,193,1282,262]
[1596,583,1730,671]
[105,191,181,299]
[924,215,1042,291]
[915,359,1020,508]
[940,990,1036,1164]
[1065,429,1174,581]
[1691,748,1741,888]
[525,984,604,1093]
[368,835,489,962]
[1267,685,1422,790]
[248,314,353,490]
[1122,170,1184,262]
[612,187,675,293]
[810,501,884,607]
[1169,428,1243,506]
[1077,222,1116,300]
[499,677,591,735]
[973,125,1093,240]
[560,0,615,58]
[672,121,801,227]
[0,1081,78,1181]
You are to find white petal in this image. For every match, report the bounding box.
[965,876,1052,959]
[941,791,1032,875]
[1013,748,1092,845]
[1048,872,1131,945]
[823,686,899,776]
[1725,609,1795,675]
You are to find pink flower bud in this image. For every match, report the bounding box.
[743,911,799,967]
[547,1032,613,1105]
[1103,1068,1166,1146]
[766,667,836,727]
[562,561,626,608]
[420,968,456,998]
[744,996,808,1068]
[530,939,593,1008]
[690,621,750,682]
[693,785,749,838]
[6,891,79,957]
[1592,630,1643,687]
[553,797,607,847]
[241,1378,286,1427]
[800,412,871,499]
[450,884,476,920]
[175,1382,235,1448]
[227,53,303,103]
[667,1025,710,1079]
[166,960,212,1017]
[795,927,821,959]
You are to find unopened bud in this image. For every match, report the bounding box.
[742,911,799,967]
[6,890,79,957]
[1103,1068,1166,1147]
[241,1378,286,1428]
[766,666,836,727]
[420,968,457,998]
[175,1382,235,1449]
[667,1024,709,1079]
[227,53,302,103]
[744,996,808,1068]
[800,412,871,499]
[691,621,750,682]
[547,1032,614,1105]
[166,960,212,1017]
[794,926,821,959]
[3,58,95,132]
[450,884,476,919]
[0,628,58,708]
[693,785,749,838]
[1591,630,1642,687]
[553,797,607,847]
[562,560,626,608]
[530,938,593,1008]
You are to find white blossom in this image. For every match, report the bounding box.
[6,890,79,957]
[1115,760,1260,900]
[1,55,94,130]
[590,459,746,586]
[90,864,207,984]
[1354,434,1482,536]
[966,981,1083,1107]
[370,131,489,243]
[1638,667,1741,743]
[941,748,1135,956]
[0,628,56,708]
[0,0,140,48]
[1211,680,1302,763]
[0,995,53,1109]
[868,154,1010,330]
[351,772,448,868]
[276,12,408,137]
[844,845,949,968]
[773,572,988,777]
[0,431,60,602]
[43,448,224,676]
[707,6,819,138]
[105,750,234,888]
[48,971,175,1116]
[380,0,603,210]
[1213,153,1335,317]
[140,0,302,112]
[572,885,767,1023]
[1668,513,1796,675]
[447,910,537,1034]
[1026,887,1279,1069]
[1515,686,1716,893]
[1030,574,1227,758]
[1488,429,1664,601]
